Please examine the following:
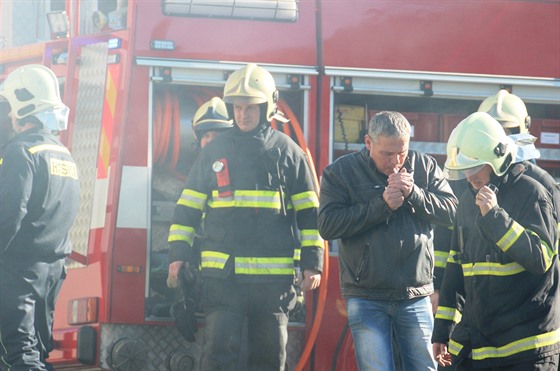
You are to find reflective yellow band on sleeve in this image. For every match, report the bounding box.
[497,221,524,252]
[435,306,462,324]
[447,249,461,264]
[235,257,294,275]
[201,251,229,269]
[528,229,555,271]
[291,191,319,211]
[177,189,207,211]
[28,143,71,154]
[300,229,324,248]
[448,339,464,357]
[293,248,301,262]
[462,261,526,277]
[168,224,196,246]
[471,328,560,361]
[434,250,449,269]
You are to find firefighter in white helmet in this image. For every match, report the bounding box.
[478,89,531,135]
[192,97,233,148]
[0,64,80,370]
[432,112,559,370]
[433,91,560,323]
[478,89,560,235]
[167,63,323,370]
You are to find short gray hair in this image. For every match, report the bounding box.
[368,111,411,143]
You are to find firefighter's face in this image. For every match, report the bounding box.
[465,164,493,190]
[365,134,408,176]
[8,110,21,133]
[233,102,260,132]
[200,130,220,148]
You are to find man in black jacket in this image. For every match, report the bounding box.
[318,111,457,371]
[0,64,80,371]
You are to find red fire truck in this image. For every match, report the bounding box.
[1,1,559,370]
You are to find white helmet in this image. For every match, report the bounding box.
[445,112,516,180]
[0,64,69,130]
[222,63,287,123]
[478,90,531,134]
[192,97,233,141]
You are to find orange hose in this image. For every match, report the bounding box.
[169,93,181,170]
[277,101,320,184]
[153,94,163,163]
[159,91,172,165]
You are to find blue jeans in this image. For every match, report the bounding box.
[347,296,437,371]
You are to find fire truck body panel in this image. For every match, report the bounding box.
[320,1,560,77]
[1,1,559,370]
[132,2,317,66]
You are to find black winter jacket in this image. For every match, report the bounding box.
[318,148,457,300]
[432,170,560,368]
[0,128,80,262]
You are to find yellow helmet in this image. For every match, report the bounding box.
[223,63,284,122]
[192,97,233,141]
[445,112,516,180]
[478,90,531,134]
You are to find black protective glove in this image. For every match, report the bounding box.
[171,266,201,342]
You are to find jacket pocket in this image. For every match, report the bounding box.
[354,243,370,284]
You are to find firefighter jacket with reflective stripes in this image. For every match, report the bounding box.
[432,170,560,368]
[432,161,560,291]
[318,148,458,300]
[168,124,323,282]
[0,128,80,262]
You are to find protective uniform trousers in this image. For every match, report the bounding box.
[200,277,297,371]
[0,259,66,371]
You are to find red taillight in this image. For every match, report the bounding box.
[68,297,99,325]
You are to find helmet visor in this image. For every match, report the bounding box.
[444,164,486,181]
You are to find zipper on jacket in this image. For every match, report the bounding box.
[354,243,369,284]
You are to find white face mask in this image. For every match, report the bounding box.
[34,105,70,131]
[509,133,540,163]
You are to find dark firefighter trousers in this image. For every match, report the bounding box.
[200,277,297,371]
[0,258,66,371]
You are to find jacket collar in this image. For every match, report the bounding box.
[359,147,390,181]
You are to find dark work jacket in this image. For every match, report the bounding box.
[0,128,80,262]
[519,161,560,238]
[433,179,469,290]
[168,124,323,283]
[318,148,457,300]
[432,170,560,368]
